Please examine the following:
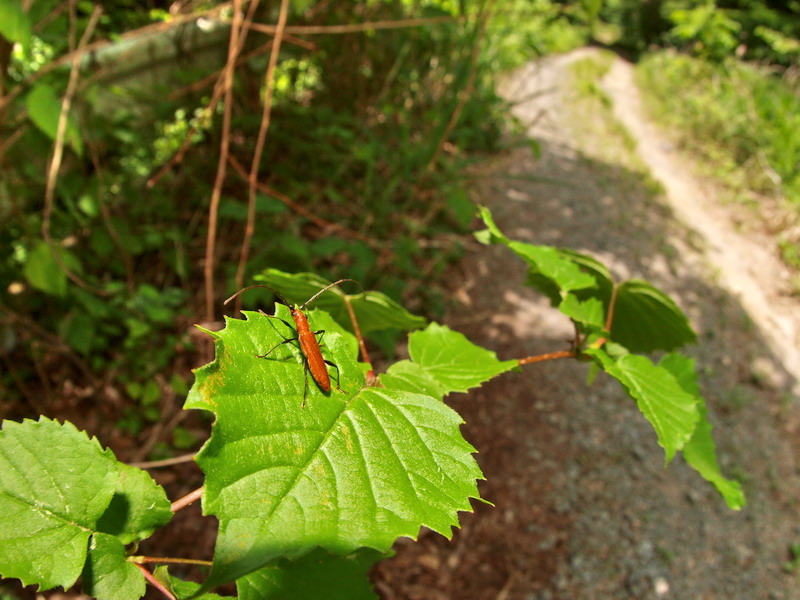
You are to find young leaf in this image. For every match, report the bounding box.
[609,280,697,353]
[25,83,84,156]
[23,241,69,297]
[186,309,483,588]
[96,463,173,544]
[82,533,145,600]
[558,294,606,330]
[252,269,427,334]
[385,323,517,397]
[659,354,745,509]
[236,549,383,600]
[585,349,700,464]
[0,418,120,590]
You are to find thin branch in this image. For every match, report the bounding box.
[234,0,290,313]
[147,1,261,189]
[131,453,197,469]
[248,15,458,35]
[132,556,213,567]
[204,0,248,325]
[41,4,106,295]
[171,487,204,512]
[227,155,379,247]
[344,294,378,385]
[421,1,494,179]
[134,564,177,600]
[165,32,315,102]
[517,350,576,366]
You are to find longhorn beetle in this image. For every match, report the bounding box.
[224,279,363,406]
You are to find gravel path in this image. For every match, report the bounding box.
[375,49,800,599]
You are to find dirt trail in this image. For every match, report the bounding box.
[376,49,800,599]
[603,57,800,397]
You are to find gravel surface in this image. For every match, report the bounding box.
[374,49,800,599]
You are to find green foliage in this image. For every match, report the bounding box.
[0,0,511,418]
[637,50,800,207]
[235,549,383,600]
[0,0,31,48]
[185,301,504,588]
[0,418,171,594]
[1,252,746,597]
[252,269,427,336]
[666,1,741,61]
[476,206,744,510]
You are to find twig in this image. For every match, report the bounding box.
[166,33,316,102]
[131,453,197,469]
[132,556,213,567]
[234,0,290,313]
[147,0,264,190]
[344,294,377,385]
[133,564,177,600]
[171,487,204,512]
[41,4,106,295]
[248,15,458,35]
[130,380,188,463]
[204,0,249,326]
[226,155,379,247]
[517,350,576,366]
[420,1,495,179]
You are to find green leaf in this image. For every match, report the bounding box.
[380,360,448,398]
[154,567,230,600]
[404,323,517,396]
[185,309,483,588]
[558,294,606,330]
[586,349,700,464]
[23,241,68,297]
[610,280,697,352]
[475,207,603,304]
[0,0,32,47]
[474,205,510,245]
[26,83,84,156]
[96,463,173,544]
[82,533,145,600]
[252,269,427,334]
[237,549,383,600]
[659,354,745,509]
[0,418,120,590]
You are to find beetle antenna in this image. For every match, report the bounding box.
[300,278,364,309]
[224,284,290,307]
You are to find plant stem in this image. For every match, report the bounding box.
[171,487,203,512]
[134,564,177,600]
[517,350,576,365]
[131,556,213,567]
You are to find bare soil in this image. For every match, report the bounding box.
[373,49,800,599]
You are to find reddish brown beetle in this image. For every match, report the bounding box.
[224,279,361,406]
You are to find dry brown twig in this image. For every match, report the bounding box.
[204,0,254,326]
[233,0,290,313]
[248,14,458,35]
[226,154,380,247]
[421,1,495,180]
[41,3,106,295]
[146,0,265,189]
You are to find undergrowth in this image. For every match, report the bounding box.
[636,51,800,207]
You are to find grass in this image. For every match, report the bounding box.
[636,50,800,209]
